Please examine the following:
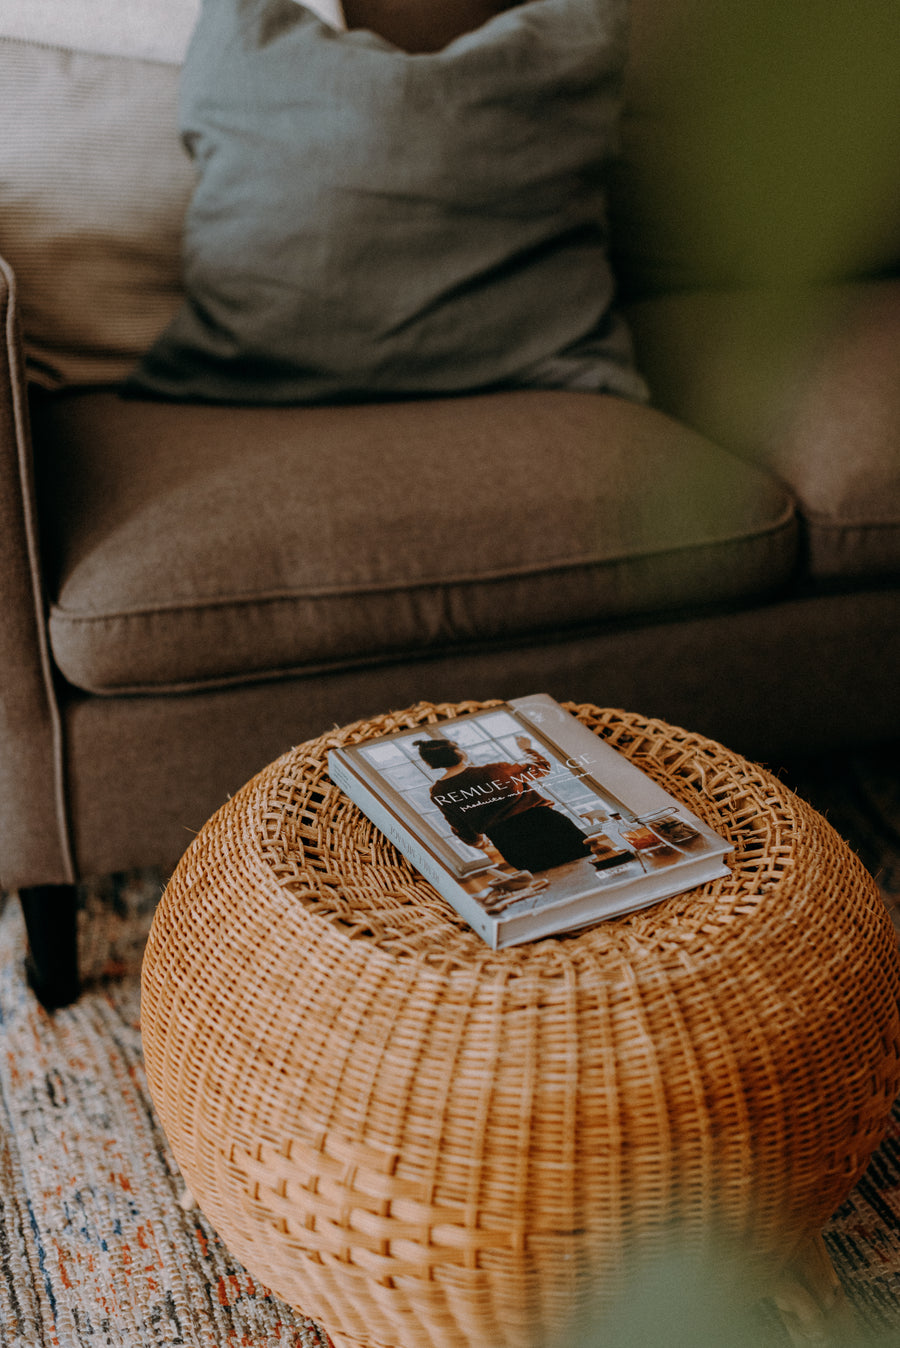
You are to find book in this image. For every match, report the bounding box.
[327,694,732,949]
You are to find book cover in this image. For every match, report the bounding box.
[327,694,732,948]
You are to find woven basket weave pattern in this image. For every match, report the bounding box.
[141,703,900,1348]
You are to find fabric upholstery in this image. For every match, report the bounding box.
[613,0,900,298]
[625,281,900,579]
[60,587,900,881]
[0,259,74,888]
[128,0,646,405]
[31,387,796,696]
[5,0,900,390]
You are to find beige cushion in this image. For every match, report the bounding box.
[0,36,192,389]
[31,389,797,695]
[1,0,199,62]
[626,281,900,580]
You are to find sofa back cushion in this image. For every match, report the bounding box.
[4,0,899,389]
[614,0,900,297]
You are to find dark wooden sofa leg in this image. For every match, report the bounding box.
[18,884,80,1010]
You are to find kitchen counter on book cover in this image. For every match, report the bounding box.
[327,693,731,948]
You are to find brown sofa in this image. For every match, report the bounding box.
[2,0,899,1005]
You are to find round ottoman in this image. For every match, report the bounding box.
[140,703,900,1348]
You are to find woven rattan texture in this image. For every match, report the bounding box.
[141,703,900,1348]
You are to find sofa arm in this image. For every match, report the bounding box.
[0,255,75,889]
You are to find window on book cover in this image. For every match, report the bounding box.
[352,707,708,882]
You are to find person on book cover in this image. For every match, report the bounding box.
[415,735,593,873]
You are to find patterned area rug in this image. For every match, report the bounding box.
[0,873,335,1348]
[1,743,899,1348]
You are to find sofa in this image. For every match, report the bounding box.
[2,0,899,1006]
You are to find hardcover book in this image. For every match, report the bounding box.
[327,694,732,948]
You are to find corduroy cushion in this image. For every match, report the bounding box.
[126,0,648,405]
[31,389,797,696]
[1,0,200,63]
[0,35,192,389]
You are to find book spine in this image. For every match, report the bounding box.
[495,856,731,945]
[327,751,499,948]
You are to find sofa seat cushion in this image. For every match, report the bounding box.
[626,281,900,581]
[31,389,797,696]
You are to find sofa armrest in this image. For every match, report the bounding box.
[0,255,75,888]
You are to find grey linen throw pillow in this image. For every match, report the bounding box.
[126,0,647,404]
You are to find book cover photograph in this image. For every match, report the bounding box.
[327,694,732,948]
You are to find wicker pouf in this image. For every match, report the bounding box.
[141,703,900,1348]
